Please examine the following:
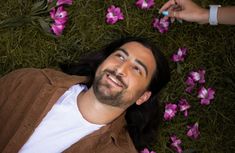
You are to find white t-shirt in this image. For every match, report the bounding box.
[19,84,104,153]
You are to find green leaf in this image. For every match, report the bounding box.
[176,62,182,74]
[38,18,51,33]
[0,16,31,29]
[31,0,48,14]
[47,0,57,11]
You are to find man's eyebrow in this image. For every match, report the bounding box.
[116,48,129,56]
[118,47,148,77]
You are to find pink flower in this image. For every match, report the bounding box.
[164,103,177,121]
[171,47,187,62]
[50,6,68,25]
[185,76,196,93]
[185,69,205,93]
[189,69,205,84]
[197,86,215,105]
[170,135,183,153]
[135,0,155,9]
[51,23,65,36]
[185,76,194,86]
[57,0,73,6]
[178,98,190,117]
[187,122,200,139]
[153,17,170,33]
[106,5,124,24]
[140,148,156,153]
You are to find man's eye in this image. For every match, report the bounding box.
[116,54,125,61]
[133,66,142,74]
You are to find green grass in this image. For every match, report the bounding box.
[1,0,235,152]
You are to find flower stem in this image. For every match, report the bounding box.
[0,16,32,29]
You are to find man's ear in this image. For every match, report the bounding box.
[136,91,152,105]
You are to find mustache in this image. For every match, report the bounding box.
[104,69,127,89]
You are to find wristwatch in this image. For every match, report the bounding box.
[209,5,221,25]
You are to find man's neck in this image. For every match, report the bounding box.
[77,87,125,125]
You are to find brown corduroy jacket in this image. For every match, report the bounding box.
[0,68,137,153]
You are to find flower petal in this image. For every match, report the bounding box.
[187,122,200,139]
[57,0,73,6]
[170,135,183,153]
[153,17,170,33]
[164,103,177,120]
[106,5,124,24]
[136,0,155,9]
[51,24,65,36]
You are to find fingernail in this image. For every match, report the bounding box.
[162,11,169,16]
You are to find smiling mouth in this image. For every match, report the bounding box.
[106,72,124,88]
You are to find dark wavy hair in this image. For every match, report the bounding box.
[60,37,170,151]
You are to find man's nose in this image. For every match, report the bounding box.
[116,61,129,77]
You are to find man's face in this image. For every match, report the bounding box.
[93,41,156,108]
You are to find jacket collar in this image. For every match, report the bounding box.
[42,68,89,87]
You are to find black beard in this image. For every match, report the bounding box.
[93,69,128,108]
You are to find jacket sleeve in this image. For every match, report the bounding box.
[0,68,52,128]
[0,68,41,107]
[0,68,52,152]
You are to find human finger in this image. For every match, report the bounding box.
[159,0,176,13]
[168,11,182,19]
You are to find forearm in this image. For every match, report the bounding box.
[217,6,235,25]
[197,6,235,25]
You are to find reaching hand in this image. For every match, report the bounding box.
[159,0,209,24]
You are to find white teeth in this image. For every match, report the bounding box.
[108,75,122,86]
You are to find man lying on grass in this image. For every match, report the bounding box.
[0,37,170,153]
